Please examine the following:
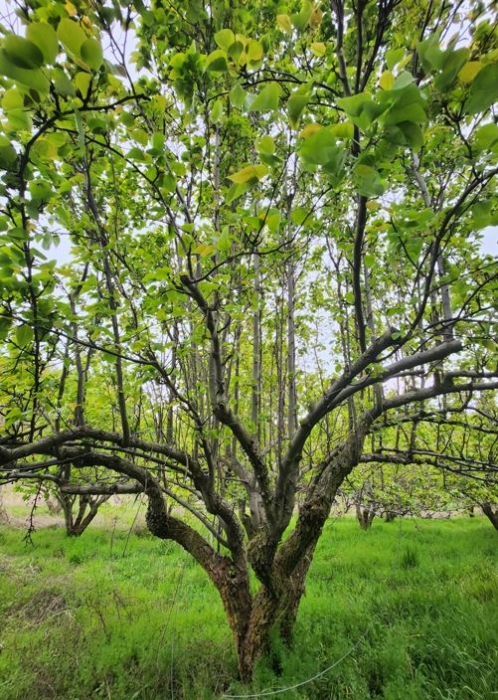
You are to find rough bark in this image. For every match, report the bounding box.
[482,503,498,532]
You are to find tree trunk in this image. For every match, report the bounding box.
[234,578,308,682]
[482,503,498,532]
[383,510,397,522]
[356,504,376,530]
[59,493,108,536]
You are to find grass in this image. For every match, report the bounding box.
[0,508,497,699]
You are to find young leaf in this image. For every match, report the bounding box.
[228,164,268,183]
[249,83,281,112]
[15,323,34,347]
[57,18,87,58]
[287,92,309,129]
[214,29,235,51]
[277,14,292,33]
[26,23,58,64]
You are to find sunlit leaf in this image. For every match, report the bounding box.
[228,164,268,183]
[277,14,292,33]
[57,18,87,58]
[26,22,58,64]
[249,83,281,112]
[466,63,498,114]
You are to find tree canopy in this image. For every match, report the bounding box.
[0,0,497,680]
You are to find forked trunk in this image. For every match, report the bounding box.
[356,504,376,530]
[221,545,318,681]
[234,582,308,682]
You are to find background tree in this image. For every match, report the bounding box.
[0,0,498,681]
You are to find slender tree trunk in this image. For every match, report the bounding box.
[356,504,376,530]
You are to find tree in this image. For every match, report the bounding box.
[1,0,498,681]
[356,391,498,528]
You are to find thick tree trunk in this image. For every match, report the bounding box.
[482,503,498,532]
[233,576,310,682]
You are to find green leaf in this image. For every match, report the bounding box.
[6,108,31,131]
[337,92,383,129]
[0,50,50,92]
[291,207,311,226]
[8,226,28,241]
[310,42,326,57]
[458,61,482,84]
[57,18,87,58]
[379,70,394,90]
[225,181,252,203]
[214,29,235,51]
[161,173,177,194]
[228,164,268,183]
[385,48,405,70]
[211,99,224,123]
[354,164,385,197]
[5,406,23,428]
[249,83,281,112]
[473,123,498,154]
[466,63,498,115]
[75,71,91,97]
[127,147,146,161]
[417,33,444,73]
[290,1,312,31]
[470,201,492,229]
[2,88,24,112]
[329,122,355,139]
[152,132,165,151]
[15,323,34,347]
[131,129,149,146]
[205,49,228,72]
[29,179,53,201]
[26,22,58,64]
[397,121,424,149]
[80,38,103,70]
[299,127,341,166]
[193,243,215,256]
[246,40,264,66]
[256,135,275,155]
[287,92,309,129]
[3,35,44,69]
[52,67,76,96]
[393,71,414,90]
[0,136,18,170]
[229,83,246,109]
[435,48,469,91]
[383,86,427,125]
[277,14,292,33]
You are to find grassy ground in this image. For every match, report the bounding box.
[0,504,497,699]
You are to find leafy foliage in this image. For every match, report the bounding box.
[0,0,497,680]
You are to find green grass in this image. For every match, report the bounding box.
[0,514,497,699]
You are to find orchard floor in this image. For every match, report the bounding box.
[0,496,497,700]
